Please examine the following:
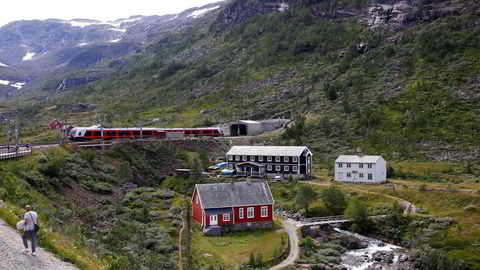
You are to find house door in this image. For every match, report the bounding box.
[210,215,218,226]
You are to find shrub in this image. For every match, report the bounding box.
[321,186,347,215]
[345,197,370,233]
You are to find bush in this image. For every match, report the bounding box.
[345,197,370,233]
[321,186,347,215]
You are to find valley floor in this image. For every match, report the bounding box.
[0,218,77,270]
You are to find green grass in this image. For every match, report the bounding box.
[192,220,288,269]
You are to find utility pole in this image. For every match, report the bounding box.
[7,119,12,152]
[15,114,19,151]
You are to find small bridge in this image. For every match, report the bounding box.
[297,215,351,227]
[0,144,33,161]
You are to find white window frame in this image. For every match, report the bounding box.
[347,163,351,168]
[267,156,272,162]
[359,173,364,178]
[275,156,281,162]
[242,156,247,161]
[293,157,298,163]
[250,156,255,161]
[235,156,240,161]
[359,163,363,168]
[293,166,298,172]
[347,172,351,178]
[239,208,244,219]
[228,155,233,161]
[259,156,264,162]
[247,207,254,218]
[284,157,289,162]
[261,206,268,218]
[223,214,230,221]
[196,195,199,204]
[275,165,281,172]
[368,164,373,169]
[338,163,343,168]
[267,165,272,171]
[284,166,289,172]
[368,173,373,180]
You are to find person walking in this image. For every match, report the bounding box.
[22,205,38,255]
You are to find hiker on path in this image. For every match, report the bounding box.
[22,205,38,255]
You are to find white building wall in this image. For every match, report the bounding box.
[334,159,386,184]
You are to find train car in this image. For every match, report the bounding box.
[68,126,224,141]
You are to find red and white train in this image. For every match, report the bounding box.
[67,126,224,141]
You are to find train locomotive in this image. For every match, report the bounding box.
[68,126,224,141]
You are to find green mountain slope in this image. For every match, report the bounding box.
[9,0,480,161]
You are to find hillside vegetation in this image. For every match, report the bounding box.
[0,142,207,269]
[7,0,475,162]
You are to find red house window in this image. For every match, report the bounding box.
[247,207,254,218]
[239,208,244,219]
[223,214,230,221]
[261,206,268,217]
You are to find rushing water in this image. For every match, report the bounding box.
[334,228,407,270]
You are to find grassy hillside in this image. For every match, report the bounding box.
[0,141,208,269]
[4,0,478,163]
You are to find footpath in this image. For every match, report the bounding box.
[0,218,77,270]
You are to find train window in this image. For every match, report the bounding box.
[107,131,116,136]
[144,131,152,135]
[94,131,101,136]
[119,131,127,136]
[85,131,92,137]
[133,131,140,136]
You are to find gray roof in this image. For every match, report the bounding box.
[196,181,274,209]
[226,146,310,157]
[335,155,383,163]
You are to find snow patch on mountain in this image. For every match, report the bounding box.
[0,79,26,89]
[187,6,220,18]
[109,28,127,33]
[77,43,89,47]
[278,3,290,12]
[69,20,103,28]
[0,62,8,67]
[110,39,121,43]
[22,51,35,61]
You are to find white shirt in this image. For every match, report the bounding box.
[24,211,38,231]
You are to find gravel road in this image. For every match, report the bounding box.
[0,219,77,270]
[269,219,300,270]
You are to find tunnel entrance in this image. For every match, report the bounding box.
[230,124,247,136]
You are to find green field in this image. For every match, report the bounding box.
[192,220,288,269]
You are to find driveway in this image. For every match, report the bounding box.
[269,219,300,270]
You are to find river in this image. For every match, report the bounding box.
[334,228,412,270]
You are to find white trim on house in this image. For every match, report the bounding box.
[247,207,254,218]
[261,206,268,217]
[239,208,244,219]
[223,213,230,221]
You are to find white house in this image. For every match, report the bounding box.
[334,155,386,184]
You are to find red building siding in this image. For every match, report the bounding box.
[233,205,273,223]
[192,190,203,225]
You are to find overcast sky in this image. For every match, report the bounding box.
[0,0,223,26]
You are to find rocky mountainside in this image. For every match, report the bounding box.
[4,0,480,161]
[0,2,224,98]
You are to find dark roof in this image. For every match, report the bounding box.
[196,181,274,209]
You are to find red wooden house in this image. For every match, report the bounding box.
[48,119,65,130]
[192,180,274,235]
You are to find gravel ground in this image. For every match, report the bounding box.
[0,219,77,270]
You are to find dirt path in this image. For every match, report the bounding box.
[0,219,77,270]
[178,209,185,270]
[269,219,300,270]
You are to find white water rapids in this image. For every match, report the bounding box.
[334,228,404,270]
